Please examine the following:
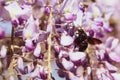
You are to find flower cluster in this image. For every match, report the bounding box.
[0,0,120,80]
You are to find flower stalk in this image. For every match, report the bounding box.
[47,33,52,80]
[47,8,52,80]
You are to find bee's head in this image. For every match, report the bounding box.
[75,28,86,37]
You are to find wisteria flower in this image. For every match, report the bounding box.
[60,31,74,46]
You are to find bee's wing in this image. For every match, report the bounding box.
[87,36,102,45]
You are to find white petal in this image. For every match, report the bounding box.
[5,2,31,18]
[0,45,7,58]
[68,71,80,80]
[62,58,74,70]
[27,63,35,73]
[76,66,84,76]
[17,57,24,70]
[23,29,32,39]
[101,0,119,6]
[31,65,41,78]
[59,50,68,59]
[114,44,120,56]
[33,43,41,57]
[105,37,114,48]
[46,24,53,32]
[95,50,105,60]
[92,4,101,17]
[74,11,83,26]
[60,33,74,46]
[111,73,120,80]
[105,61,118,71]
[109,52,120,62]
[111,38,119,50]
[9,76,14,80]
[5,2,23,17]
[69,52,86,61]
[96,67,113,80]
[87,67,91,75]
[25,39,34,49]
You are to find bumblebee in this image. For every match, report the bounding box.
[74,28,102,51]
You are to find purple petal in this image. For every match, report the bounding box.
[39,72,47,79]
[88,29,94,37]
[18,16,24,25]
[15,30,23,37]
[39,66,48,79]
[0,27,5,39]
[64,13,77,22]
[37,32,50,42]
[0,6,11,21]
[94,18,103,27]
[24,66,28,74]
[79,3,85,12]
[57,69,66,78]
[45,6,50,16]
[0,0,6,7]
[96,31,104,38]
[56,59,64,69]
[11,19,18,28]
[105,37,114,48]
[53,45,60,55]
